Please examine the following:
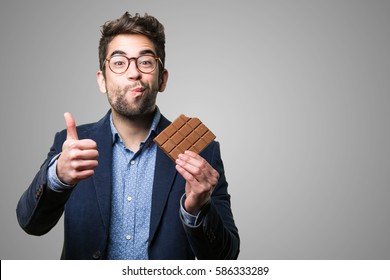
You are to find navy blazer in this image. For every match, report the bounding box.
[17,111,239,259]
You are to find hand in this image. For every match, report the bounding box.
[175,151,219,215]
[56,112,99,185]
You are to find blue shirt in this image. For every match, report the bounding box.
[106,110,160,260]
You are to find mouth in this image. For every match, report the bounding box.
[129,86,145,96]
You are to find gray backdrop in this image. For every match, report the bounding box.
[1,0,389,259]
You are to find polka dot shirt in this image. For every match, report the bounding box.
[107,110,160,260]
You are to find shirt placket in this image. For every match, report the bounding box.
[123,150,138,259]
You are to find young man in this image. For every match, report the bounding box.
[17,12,239,260]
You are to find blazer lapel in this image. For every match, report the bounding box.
[149,115,178,243]
[89,112,113,233]
[149,148,178,243]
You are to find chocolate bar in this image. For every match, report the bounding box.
[154,114,216,161]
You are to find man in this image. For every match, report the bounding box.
[16,12,239,260]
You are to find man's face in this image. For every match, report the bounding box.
[97,34,167,119]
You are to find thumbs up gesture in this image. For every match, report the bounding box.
[56,112,99,185]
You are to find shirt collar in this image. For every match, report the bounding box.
[109,107,161,145]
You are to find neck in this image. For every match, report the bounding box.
[111,109,155,152]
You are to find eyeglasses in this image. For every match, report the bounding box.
[105,55,162,74]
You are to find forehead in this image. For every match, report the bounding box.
[107,34,156,57]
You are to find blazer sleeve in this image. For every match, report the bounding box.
[181,141,240,259]
[16,130,73,236]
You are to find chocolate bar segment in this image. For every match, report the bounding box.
[154,114,216,161]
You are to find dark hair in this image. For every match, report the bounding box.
[98,12,166,75]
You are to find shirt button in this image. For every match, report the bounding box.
[127,196,132,202]
[126,235,132,240]
[92,250,102,259]
[130,160,136,165]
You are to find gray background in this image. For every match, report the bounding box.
[1,0,389,259]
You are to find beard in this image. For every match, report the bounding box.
[106,83,158,119]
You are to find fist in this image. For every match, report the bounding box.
[56,112,99,185]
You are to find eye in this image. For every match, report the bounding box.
[140,61,152,65]
[110,56,128,68]
[114,61,125,66]
[138,56,155,67]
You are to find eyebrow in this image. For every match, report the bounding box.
[109,50,126,57]
[109,49,157,58]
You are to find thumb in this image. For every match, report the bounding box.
[64,112,79,140]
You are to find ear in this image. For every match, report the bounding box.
[96,71,107,93]
[158,69,169,92]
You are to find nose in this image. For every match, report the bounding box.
[126,60,141,80]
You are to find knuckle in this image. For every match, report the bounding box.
[186,173,196,182]
[199,160,207,169]
[68,150,77,159]
[70,160,80,170]
[69,170,78,180]
[67,140,79,150]
[192,167,202,176]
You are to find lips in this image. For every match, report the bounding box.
[132,87,144,92]
[128,86,145,96]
